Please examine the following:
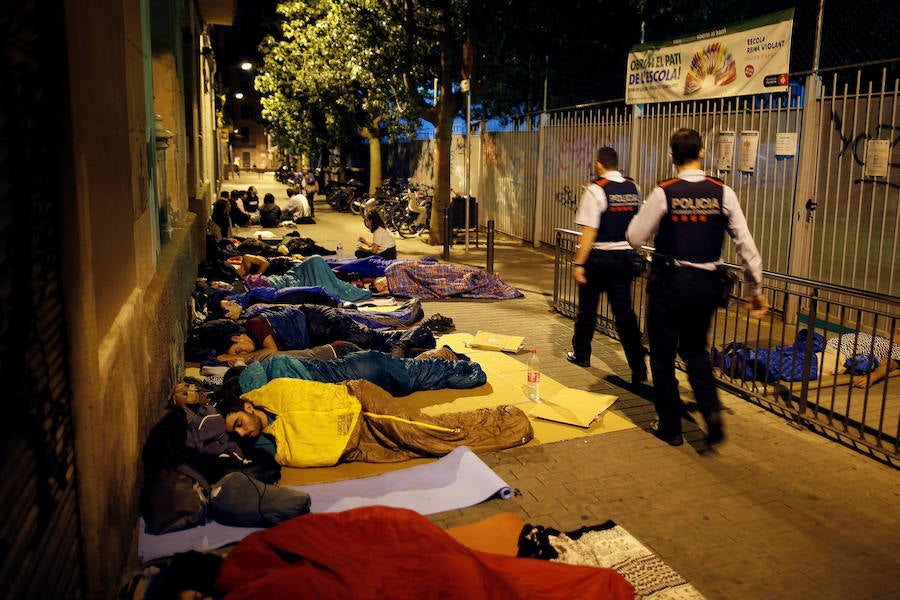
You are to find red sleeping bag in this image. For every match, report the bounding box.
[216,505,634,599]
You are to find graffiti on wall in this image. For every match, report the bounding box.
[554,185,577,212]
[830,111,900,190]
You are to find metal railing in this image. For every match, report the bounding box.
[553,228,900,467]
[395,64,899,298]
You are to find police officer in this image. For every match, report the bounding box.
[567,147,647,384]
[626,128,767,447]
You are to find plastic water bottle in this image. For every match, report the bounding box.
[526,348,541,401]
[336,241,343,256]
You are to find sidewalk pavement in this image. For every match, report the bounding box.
[220,173,900,600]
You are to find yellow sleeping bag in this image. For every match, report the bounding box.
[242,378,362,467]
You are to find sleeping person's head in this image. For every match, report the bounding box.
[204,289,242,320]
[218,394,266,442]
[190,319,245,354]
[223,333,257,356]
[206,297,243,321]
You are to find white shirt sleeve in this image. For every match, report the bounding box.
[574,183,605,228]
[625,186,667,249]
[373,227,396,249]
[722,186,764,296]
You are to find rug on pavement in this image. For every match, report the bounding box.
[520,520,705,600]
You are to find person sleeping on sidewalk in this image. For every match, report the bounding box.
[221,348,482,401]
[218,377,533,468]
[229,253,373,303]
[200,304,438,364]
[205,289,425,331]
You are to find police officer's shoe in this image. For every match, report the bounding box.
[631,367,648,385]
[650,420,684,446]
[565,351,590,368]
[705,412,725,445]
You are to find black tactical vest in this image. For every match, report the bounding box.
[593,177,641,242]
[654,177,727,262]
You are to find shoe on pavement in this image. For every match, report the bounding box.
[631,367,648,385]
[650,420,684,446]
[705,412,725,445]
[565,351,590,368]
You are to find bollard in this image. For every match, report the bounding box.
[442,207,451,261]
[486,219,495,273]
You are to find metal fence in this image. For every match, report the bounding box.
[553,228,900,468]
[398,64,898,300]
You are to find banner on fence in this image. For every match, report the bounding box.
[625,9,793,105]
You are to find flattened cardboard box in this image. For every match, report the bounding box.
[470,330,525,353]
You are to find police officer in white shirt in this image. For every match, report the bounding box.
[626,128,768,447]
[567,147,647,385]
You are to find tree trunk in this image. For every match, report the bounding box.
[338,146,347,183]
[429,27,458,246]
[360,129,382,195]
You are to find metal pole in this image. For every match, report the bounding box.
[812,0,825,73]
[442,207,451,261]
[465,82,472,252]
[532,56,549,248]
[486,219,495,273]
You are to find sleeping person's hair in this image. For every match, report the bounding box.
[203,289,234,320]
[220,366,247,406]
[190,319,245,354]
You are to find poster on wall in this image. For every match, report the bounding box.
[717,131,735,171]
[738,131,760,173]
[625,9,793,104]
[863,139,890,178]
[775,132,797,157]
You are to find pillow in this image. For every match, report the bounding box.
[211,471,310,527]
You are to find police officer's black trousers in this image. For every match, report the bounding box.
[572,250,645,375]
[646,265,722,436]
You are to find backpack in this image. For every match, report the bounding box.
[181,402,281,484]
[140,464,210,535]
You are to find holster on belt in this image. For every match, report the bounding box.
[647,254,674,294]
[715,264,736,307]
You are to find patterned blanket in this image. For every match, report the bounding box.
[386,259,523,299]
[520,520,705,599]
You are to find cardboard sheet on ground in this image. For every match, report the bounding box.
[280,332,634,486]
[469,330,525,353]
[139,447,511,562]
[527,388,617,427]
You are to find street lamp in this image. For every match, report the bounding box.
[234,92,244,99]
[240,61,253,71]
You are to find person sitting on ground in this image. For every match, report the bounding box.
[258,193,282,228]
[205,303,437,364]
[221,347,482,403]
[229,190,251,227]
[244,185,261,214]
[356,211,397,260]
[208,196,232,240]
[218,378,533,467]
[283,187,311,221]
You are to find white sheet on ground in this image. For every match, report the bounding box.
[138,446,511,562]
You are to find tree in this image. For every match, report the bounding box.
[256,1,417,194]
[255,0,648,243]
